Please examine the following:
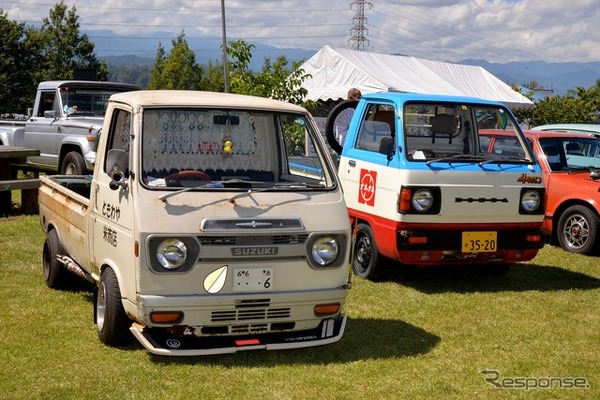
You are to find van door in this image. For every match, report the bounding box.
[89,106,136,297]
[340,102,400,213]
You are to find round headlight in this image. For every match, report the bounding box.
[521,190,541,212]
[311,236,339,266]
[156,239,187,269]
[412,189,433,212]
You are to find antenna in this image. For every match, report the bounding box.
[348,0,373,51]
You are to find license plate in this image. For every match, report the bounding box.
[461,231,497,253]
[233,268,273,292]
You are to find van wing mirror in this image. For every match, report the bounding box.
[379,136,395,160]
[106,149,129,190]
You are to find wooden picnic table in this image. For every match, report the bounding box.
[0,146,41,215]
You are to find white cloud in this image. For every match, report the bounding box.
[2,0,599,62]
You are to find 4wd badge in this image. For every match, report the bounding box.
[359,169,377,206]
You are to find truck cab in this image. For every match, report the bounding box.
[26,80,140,174]
[39,90,351,355]
[326,92,545,279]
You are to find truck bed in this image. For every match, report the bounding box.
[38,175,92,270]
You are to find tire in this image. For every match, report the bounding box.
[557,205,600,255]
[325,100,359,154]
[61,151,87,175]
[43,230,69,289]
[96,267,133,346]
[353,223,385,280]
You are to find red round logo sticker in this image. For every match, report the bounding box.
[359,169,377,206]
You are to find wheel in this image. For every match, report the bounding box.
[353,223,385,280]
[61,151,87,175]
[42,230,70,289]
[165,170,211,186]
[557,205,599,255]
[325,100,359,154]
[95,267,133,346]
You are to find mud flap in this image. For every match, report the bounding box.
[130,315,347,356]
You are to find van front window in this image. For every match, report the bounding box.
[404,102,532,163]
[140,108,334,190]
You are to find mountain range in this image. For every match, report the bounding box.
[93,30,600,96]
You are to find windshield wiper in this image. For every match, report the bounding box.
[274,182,325,189]
[478,156,530,166]
[567,166,599,174]
[158,178,266,202]
[426,154,487,166]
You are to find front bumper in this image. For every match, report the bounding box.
[130,315,347,356]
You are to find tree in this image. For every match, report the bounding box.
[225,39,310,105]
[199,60,225,92]
[31,1,107,82]
[147,32,203,90]
[0,10,37,113]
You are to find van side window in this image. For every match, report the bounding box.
[104,108,131,174]
[356,103,395,153]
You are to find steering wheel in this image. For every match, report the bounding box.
[165,170,211,186]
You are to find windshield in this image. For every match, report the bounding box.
[140,108,335,190]
[58,87,129,116]
[403,102,533,163]
[538,137,600,171]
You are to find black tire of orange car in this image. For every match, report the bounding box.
[353,223,385,280]
[61,151,87,175]
[557,205,600,255]
[95,267,134,346]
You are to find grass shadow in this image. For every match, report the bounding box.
[150,317,440,366]
[379,262,600,294]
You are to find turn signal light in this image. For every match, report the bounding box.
[398,188,412,212]
[527,234,542,242]
[314,303,341,316]
[150,311,183,324]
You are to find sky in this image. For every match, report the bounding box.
[2,0,600,64]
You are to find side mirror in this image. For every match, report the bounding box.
[106,149,129,190]
[379,136,395,161]
[44,110,59,119]
[590,170,600,180]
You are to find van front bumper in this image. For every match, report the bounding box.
[130,315,346,356]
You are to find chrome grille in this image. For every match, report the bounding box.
[210,308,291,322]
[199,235,308,246]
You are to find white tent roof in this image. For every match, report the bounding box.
[299,46,533,109]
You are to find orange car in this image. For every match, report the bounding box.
[480,129,600,255]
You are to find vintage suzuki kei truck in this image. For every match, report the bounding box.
[38,90,351,356]
[326,92,546,279]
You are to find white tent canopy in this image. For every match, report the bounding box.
[299,46,533,109]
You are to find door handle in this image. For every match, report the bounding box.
[348,160,356,167]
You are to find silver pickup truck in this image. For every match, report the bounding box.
[0,80,140,174]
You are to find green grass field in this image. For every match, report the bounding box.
[1,215,598,399]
